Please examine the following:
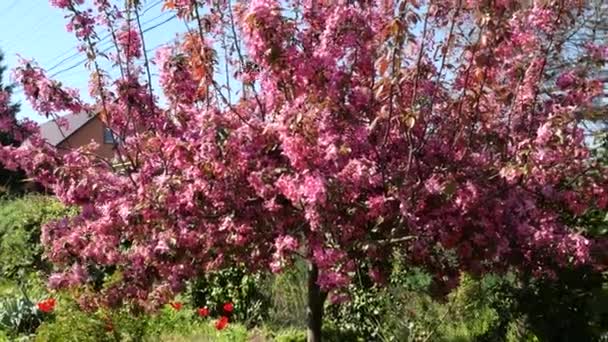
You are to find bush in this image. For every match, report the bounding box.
[273,328,307,342]
[36,299,187,341]
[0,294,43,338]
[34,306,110,342]
[503,267,608,342]
[326,284,386,340]
[158,323,249,342]
[324,265,431,341]
[34,298,170,341]
[0,195,75,280]
[34,298,252,342]
[189,266,271,327]
[0,277,54,339]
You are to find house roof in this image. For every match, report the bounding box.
[39,112,97,146]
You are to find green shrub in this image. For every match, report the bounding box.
[324,265,431,341]
[0,294,43,338]
[32,296,115,342]
[35,298,252,342]
[326,284,386,340]
[273,328,307,342]
[0,195,75,280]
[267,327,360,342]
[503,267,608,342]
[35,299,162,341]
[158,323,249,342]
[189,266,272,327]
[139,304,200,338]
[0,278,54,339]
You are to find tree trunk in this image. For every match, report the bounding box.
[307,262,328,342]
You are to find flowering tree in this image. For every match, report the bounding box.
[0,51,20,139]
[1,0,608,340]
[0,49,28,193]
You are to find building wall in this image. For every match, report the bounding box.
[56,117,116,160]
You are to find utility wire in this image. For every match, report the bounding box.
[1,0,20,13]
[46,11,172,73]
[50,14,177,78]
[44,0,167,71]
[142,0,164,16]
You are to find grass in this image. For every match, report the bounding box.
[267,261,308,330]
[156,323,250,342]
[0,280,15,297]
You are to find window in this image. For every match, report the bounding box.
[103,127,117,144]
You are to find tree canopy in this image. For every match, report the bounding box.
[0,1,607,339]
[0,49,25,193]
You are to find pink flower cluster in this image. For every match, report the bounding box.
[13,61,85,116]
[50,0,83,9]
[66,11,96,39]
[117,26,142,59]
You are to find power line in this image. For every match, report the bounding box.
[141,9,173,27]
[46,11,172,73]
[1,0,20,13]
[11,7,177,95]
[141,0,164,16]
[45,41,168,82]
[48,13,170,72]
[50,14,177,78]
[44,0,169,72]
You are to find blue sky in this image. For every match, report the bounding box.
[0,0,186,123]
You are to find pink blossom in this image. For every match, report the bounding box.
[556,72,577,90]
[301,174,326,205]
[317,271,350,290]
[528,7,556,33]
[585,42,608,61]
[154,240,171,255]
[50,0,83,9]
[275,235,298,253]
[424,175,444,195]
[366,195,388,218]
[535,122,552,145]
[276,175,302,204]
[312,247,345,269]
[117,25,142,59]
[66,12,96,39]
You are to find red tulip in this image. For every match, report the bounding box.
[197,306,210,317]
[223,302,233,313]
[37,298,56,313]
[215,316,229,330]
[169,302,183,311]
